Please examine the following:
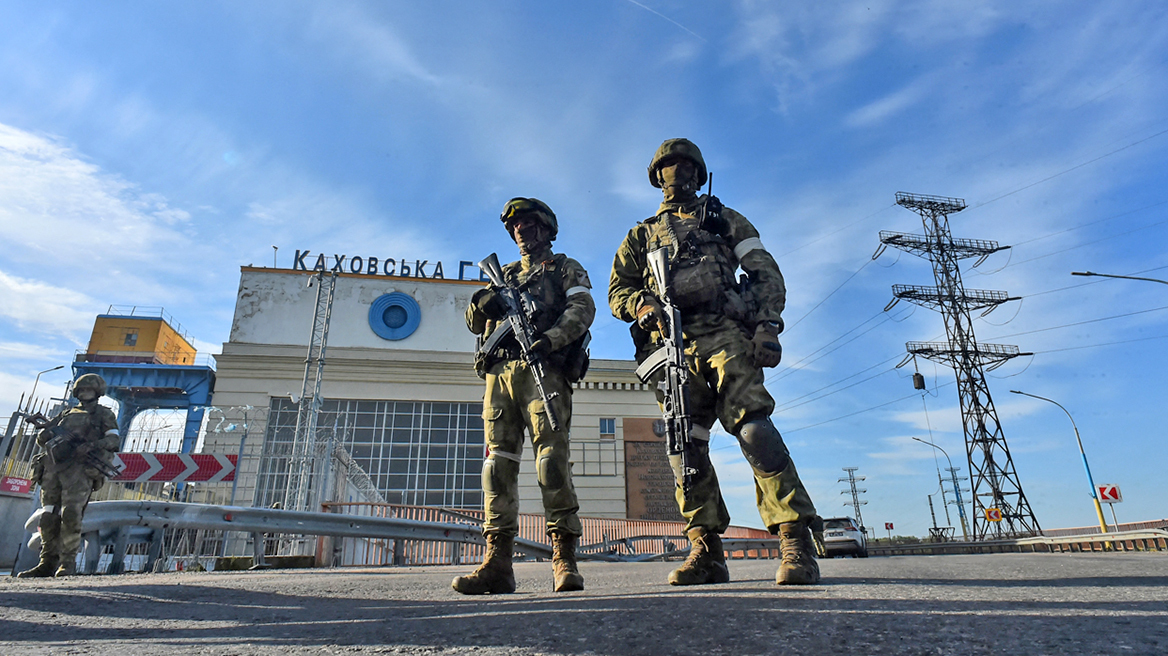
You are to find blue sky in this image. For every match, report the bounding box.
[2,1,1166,536]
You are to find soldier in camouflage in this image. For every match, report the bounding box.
[453,197,595,595]
[609,139,821,586]
[18,373,120,578]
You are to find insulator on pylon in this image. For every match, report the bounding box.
[912,372,926,390]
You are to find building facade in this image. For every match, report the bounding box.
[206,266,674,521]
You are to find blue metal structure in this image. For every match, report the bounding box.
[71,361,215,453]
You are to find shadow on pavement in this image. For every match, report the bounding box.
[2,575,1167,655]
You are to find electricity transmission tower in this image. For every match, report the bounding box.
[285,270,338,513]
[839,467,868,531]
[879,192,1040,539]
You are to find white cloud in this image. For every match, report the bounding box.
[0,270,98,341]
[0,341,68,362]
[844,81,927,129]
[305,3,442,86]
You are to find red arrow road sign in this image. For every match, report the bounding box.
[985,508,1003,522]
[884,522,894,530]
[111,454,237,483]
[1097,484,1122,503]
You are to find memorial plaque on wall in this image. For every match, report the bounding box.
[624,417,683,522]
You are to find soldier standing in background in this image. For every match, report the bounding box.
[608,139,821,586]
[18,373,120,578]
[453,198,595,594]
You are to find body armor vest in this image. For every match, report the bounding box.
[644,212,749,319]
[475,254,591,381]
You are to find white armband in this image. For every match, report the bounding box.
[566,286,591,297]
[734,237,765,260]
[105,429,119,437]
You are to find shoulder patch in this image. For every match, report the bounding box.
[576,269,592,289]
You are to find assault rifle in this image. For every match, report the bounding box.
[633,247,698,498]
[477,253,564,432]
[23,412,122,479]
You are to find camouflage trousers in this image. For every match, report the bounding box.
[656,325,817,534]
[481,359,582,537]
[39,463,96,562]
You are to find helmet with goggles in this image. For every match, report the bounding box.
[500,197,558,241]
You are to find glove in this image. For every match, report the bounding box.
[751,323,782,368]
[473,288,509,321]
[635,297,669,333]
[529,336,552,356]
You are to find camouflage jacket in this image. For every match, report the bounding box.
[466,247,596,356]
[36,404,120,471]
[608,194,786,338]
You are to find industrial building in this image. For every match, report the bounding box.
[204,264,675,521]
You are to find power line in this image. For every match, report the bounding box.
[987,304,1168,341]
[782,259,874,335]
[971,125,1168,209]
[776,204,896,258]
[769,310,890,383]
[1010,199,1168,248]
[776,363,899,414]
[1032,332,1168,355]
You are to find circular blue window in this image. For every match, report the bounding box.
[368,292,421,340]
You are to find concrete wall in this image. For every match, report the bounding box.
[229,267,481,352]
[0,493,36,569]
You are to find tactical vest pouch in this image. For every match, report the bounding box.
[557,331,591,383]
[671,256,726,310]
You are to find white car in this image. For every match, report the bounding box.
[821,516,868,558]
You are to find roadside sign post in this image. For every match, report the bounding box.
[1098,484,1122,532]
[985,508,1002,522]
[885,522,893,542]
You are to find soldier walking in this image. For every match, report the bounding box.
[18,374,120,578]
[608,139,821,586]
[453,198,595,594]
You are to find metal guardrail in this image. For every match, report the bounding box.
[869,529,1168,556]
[51,501,784,575]
[72,501,562,575]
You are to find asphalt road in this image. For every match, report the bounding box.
[2,553,1166,655]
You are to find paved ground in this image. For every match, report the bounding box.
[2,553,1167,655]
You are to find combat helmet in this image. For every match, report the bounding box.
[648,138,708,189]
[500,197,558,242]
[72,373,107,398]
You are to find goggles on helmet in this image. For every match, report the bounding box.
[501,198,546,222]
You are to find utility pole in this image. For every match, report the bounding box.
[839,467,868,532]
[880,192,1040,539]
[285,270,338,514]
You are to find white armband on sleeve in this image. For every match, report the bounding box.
[566,286,591,297]
[105,429,120,437]
[734,237,766,260]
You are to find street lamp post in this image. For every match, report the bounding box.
[912,437,970,541]
[24,365,65,414]
[1010,390,1109,535]
[1072,271,1168,286]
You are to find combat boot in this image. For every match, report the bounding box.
[16,556,59,579]
[668,527,729,586]
[776,520,821,585]
[550,530,584,592]
[452,533,516,595]
[54,558,78,578]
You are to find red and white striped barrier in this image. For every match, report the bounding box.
[111,453,237,483]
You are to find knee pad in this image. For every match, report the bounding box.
[482,457,507,496]
[735,418,789,475]
[537,455,567,490]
